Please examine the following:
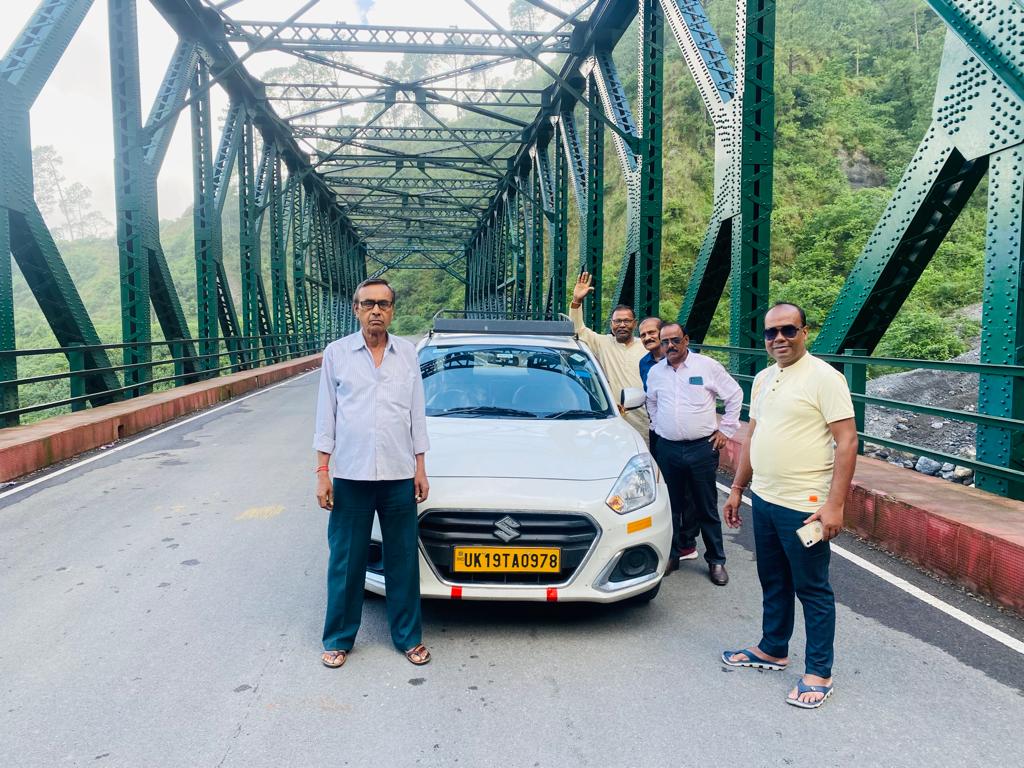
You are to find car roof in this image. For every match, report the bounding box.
[421,333,582,350]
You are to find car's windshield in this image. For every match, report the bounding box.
[419,344,614,419]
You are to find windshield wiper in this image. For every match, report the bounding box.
[434,406,538,418]
[544,409,609,419]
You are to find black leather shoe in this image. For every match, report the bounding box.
[664,558,679,575]
[709,563,729,586]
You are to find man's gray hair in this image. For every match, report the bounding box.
[638,316,663,330]
[352,278,396,305]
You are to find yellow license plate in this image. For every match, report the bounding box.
[452,546,561,573]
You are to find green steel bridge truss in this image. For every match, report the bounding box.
[0,0,1022,496]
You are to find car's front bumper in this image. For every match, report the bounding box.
[366,476,672,603]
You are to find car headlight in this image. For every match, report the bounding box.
[606,454,657,514]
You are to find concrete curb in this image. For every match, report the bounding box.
[0,354,322,483]
[718,424,1024,615]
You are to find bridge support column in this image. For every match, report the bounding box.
[977,145,1024,497]
[731,0,775,390]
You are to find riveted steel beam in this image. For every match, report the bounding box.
[731,0,774,376]
[0,209,17,425]
[1,0,93,106]
[190,59,222,373]
[585,74,605,330]
[635,0,664,318]
[1,2,121,409]
[977,144,1024,496]
[225,20,573,56]
[291,124,522,144]
[267,83,546,108]
[925,0,1024,103]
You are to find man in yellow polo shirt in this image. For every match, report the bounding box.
[722,302,857,709]
[569,272,649,440]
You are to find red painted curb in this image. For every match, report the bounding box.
[0,354,322,483]
[718,423,1024,616]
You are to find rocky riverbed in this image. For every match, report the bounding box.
[860,308,981,485]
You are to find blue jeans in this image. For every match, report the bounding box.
[752,493,835,678]
[323,478,422,652]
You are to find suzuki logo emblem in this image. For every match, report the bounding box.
[493,515,521,542]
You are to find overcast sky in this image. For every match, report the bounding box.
[3,0,537,223]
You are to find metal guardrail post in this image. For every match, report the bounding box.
[68,343,86,413]
[844,349,866,453]
[171,341,185,386]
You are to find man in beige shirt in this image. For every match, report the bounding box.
[569,272,649,439]
[722,302,857,710]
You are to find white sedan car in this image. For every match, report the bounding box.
[366,318,672,604]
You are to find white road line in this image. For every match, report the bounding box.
[0,369,320,503]
[715,481,1024,656]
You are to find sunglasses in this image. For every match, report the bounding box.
[659,337,685,347]
[763,324,803,341]
[357,299,394,310]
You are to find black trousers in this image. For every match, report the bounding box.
[654,436,726,564]
[323,478,422,652]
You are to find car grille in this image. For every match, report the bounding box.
[418,509,600,585]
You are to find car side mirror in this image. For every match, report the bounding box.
[620,387,646,411]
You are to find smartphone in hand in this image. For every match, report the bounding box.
[795,521,824,548]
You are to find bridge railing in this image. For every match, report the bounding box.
[693,344,1024,488]
[0,334,325,425]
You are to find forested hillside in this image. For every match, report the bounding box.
[12,0,981,365]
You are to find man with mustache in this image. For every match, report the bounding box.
[313,278,431,670]
[569,272,649,441]
[638,316,665,453]
[722,302,857,709]
[646,323,742,581]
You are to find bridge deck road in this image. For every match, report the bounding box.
[2,369,1023,768]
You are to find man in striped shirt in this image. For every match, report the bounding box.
[313,278,431,669]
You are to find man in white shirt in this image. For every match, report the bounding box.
[646,323,742,584]
[313,278,431,669]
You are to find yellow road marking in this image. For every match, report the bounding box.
[235,505,285,521]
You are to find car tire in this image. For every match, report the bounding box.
[626,581,660,605]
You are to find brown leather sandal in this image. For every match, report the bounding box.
[321,650,347,668]
[404,644,431,665]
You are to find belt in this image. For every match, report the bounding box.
[657,433,714,445]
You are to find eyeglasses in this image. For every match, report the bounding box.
[610,318,635,326]
[659,337,685,347]
[357,299,394,310]
[763,324,803,341]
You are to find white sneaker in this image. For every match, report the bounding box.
[678,548,699,561]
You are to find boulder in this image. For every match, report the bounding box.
[941,462,955,472]
[915,456,942,475]
[953,466,974,481]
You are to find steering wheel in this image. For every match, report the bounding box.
[426,388,470,409]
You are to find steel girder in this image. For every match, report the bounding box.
[814,8,1024,495]
[292,125,522,144]
[267,83,546,109]
[224,21,573,57]
[109,1,200,394]
[1,0,369,426]
[733,0,775,373]
[662,0,740,343]
[1,0,121,413]
[585,74,605,330]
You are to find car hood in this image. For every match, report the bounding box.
[426,416,645,480]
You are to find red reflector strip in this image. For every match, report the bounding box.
[546,587,558,602]
[451,586,462,600]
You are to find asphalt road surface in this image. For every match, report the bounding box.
[2,370,1023,768]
